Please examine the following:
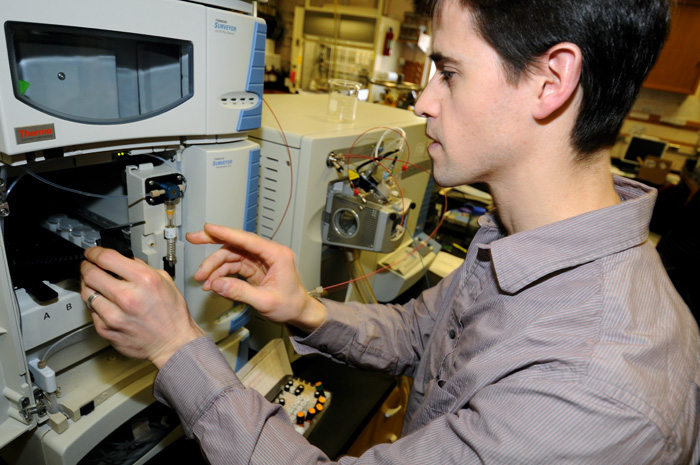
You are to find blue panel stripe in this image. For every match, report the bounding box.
[250,67,265,85]
[244,147,260,232]
[246,204,257,223]
[238,115,261,131]
[248,173,259,193]
[252,51,266,67]
[254,27,266,50]
[237,21,267,132]
[248,84,264,96]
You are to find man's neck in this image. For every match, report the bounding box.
[488,150,620,236]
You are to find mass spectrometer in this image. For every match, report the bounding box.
[0,0,264,463]
[247,93,439,347]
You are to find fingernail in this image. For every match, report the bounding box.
[212,279,225,293]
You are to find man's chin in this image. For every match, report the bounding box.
[431,166,480,189]
[431,170,454,188]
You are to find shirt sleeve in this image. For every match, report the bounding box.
[289,267,461,378]
[154,337,335,463]
[154,338,666,465]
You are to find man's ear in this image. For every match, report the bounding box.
[531,42,582,121]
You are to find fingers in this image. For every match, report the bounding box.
[185,223,318,329]
[88,300,119,335]
[81,248,168,315]
[195,250,272,290]
[189,223,283,259]
[82,281,126,337]
[198,261,244,291]
[206,276,249,303]
[207,276,283,322]
[189,227,275,285]
[81,259,123,304]
[83,247,144,285]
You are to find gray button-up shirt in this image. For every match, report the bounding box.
[156,176,700,464]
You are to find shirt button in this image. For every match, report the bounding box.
[449,329,456,339]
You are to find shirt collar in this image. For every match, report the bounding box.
[482,176,657,294]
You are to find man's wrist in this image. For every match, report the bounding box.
[151,325,207,369]
[292,296,327,334]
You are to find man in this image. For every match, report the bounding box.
[81,0,700,463]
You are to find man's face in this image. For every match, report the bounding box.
[414,0,532,187]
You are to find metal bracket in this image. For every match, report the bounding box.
[19,397,37,422]
[18,392,48,422]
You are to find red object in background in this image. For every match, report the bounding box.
[383,27,394,56]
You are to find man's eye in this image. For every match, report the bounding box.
[440,70,455,82]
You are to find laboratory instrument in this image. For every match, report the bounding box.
[248,93,436,352]
[0,0,265,463]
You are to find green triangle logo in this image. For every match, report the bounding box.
[18,80,30,95]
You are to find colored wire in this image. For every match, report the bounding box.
[344,127,410,205]
[354,148,400,170]
[345,126,411,169]
[340,152,407,226]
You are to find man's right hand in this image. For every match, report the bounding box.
[187,223,327,334]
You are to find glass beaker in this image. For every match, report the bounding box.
[327,79,361,122]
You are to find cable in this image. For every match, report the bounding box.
[373,127,407,161]
[354,148,400,171]
[40,324,97,365]
[343,127,411,200]
[345,126,411,168]
[23,169,133,199]
[6,152,183,201]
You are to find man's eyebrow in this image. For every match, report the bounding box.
[429,52,458,66]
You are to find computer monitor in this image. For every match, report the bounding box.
[621,136,669,166]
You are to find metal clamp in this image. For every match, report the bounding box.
[326,152,345,173]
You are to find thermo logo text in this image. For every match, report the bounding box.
[15,124,56,145]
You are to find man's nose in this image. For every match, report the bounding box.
[414,80,437,118]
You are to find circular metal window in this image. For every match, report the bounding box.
[332,208,360,238]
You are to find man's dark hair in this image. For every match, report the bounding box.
[415,0,671,161]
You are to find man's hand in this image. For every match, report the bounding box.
[187,223,326,334]
[80,247,206,369]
